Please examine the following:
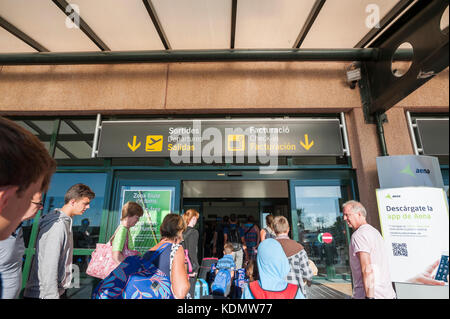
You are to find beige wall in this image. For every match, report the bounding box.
[0,62,361,114]
[0,62,448,231]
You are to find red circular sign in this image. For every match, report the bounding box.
[322,232,333,244]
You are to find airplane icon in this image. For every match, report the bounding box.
[146,135,163,152]
[148,137,161,145]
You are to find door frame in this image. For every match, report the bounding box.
[289,179,354,281]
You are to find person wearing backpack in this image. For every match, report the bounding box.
[241,238,305,299]
[182,209,200,297]
[92,214,190,299]
[211,243,236,297]
[213,215,229,259]
[223,214,247,269]
[242,216,260,261]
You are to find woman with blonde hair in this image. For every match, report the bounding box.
[182,208,200,297]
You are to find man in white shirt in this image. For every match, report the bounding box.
[343,200,396,299]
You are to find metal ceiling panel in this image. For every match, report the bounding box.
[235,0,317,49]
[58,141,92,159]
[301,0,401,48]
[23,120,55,135]
[54,147,71,159]
[0,0,99,52]
[151,0,231,49]
[0,25,37,53]
[15,121,39,134]
[58,121,76,134]
[70,119,96,134]
[69,0,164,51]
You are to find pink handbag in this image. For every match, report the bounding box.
[86,227,140,279]
[122,236,140,258]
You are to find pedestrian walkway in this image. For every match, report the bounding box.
[308,283,351,299]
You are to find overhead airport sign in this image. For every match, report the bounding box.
[96,118,344,160]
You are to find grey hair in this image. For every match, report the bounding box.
[342,200,367,218]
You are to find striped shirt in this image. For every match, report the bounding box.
[216,254,236,271]
[276,235,313,297]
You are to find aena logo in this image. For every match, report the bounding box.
[400,164,431,177]
[386,194,401,199]
[416,168,431,174]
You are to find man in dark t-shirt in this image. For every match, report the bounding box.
[213,216,229,259]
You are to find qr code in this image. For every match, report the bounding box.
[392,243,408,257]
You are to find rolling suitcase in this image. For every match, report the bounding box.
[198,257,218,281]
[231,268,247,299]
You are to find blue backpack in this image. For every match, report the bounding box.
[92,243,174,299]
[211,268,232,296]
[232,268,247,299]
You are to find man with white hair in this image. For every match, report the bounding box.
[342,200,396,299]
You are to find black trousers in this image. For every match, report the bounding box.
[188,276,197,297]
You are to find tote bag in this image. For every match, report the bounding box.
[86,227,139,279]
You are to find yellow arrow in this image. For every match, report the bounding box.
[127,136,141,152]
[300,134,314,150]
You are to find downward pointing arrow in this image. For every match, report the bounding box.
[300,134,314,150]
[128,136,141,152]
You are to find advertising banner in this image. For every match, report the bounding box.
[376,187,449,285]
[120,186,174,254]
[376,155,445,189]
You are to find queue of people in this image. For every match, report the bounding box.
[0,115,398,300]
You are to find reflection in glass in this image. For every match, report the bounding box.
[42,173,107,249]
[295,186,350,281]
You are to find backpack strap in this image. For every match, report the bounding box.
[108,225,123,244]
[184,248,193,274]
[244,224,255,236]
[145,242,171,264]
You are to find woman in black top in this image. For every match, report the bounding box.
[182,209,200,297]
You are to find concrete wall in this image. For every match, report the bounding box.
[0,62,360,114]
[0,62,448,231]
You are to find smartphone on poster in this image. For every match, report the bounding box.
[434,253,449,283]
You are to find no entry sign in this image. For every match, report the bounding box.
[318,232,333,244]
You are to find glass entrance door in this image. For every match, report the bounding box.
[290,181,352,282]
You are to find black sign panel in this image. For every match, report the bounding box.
[96,119,344,158]
[416,119,449,155]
